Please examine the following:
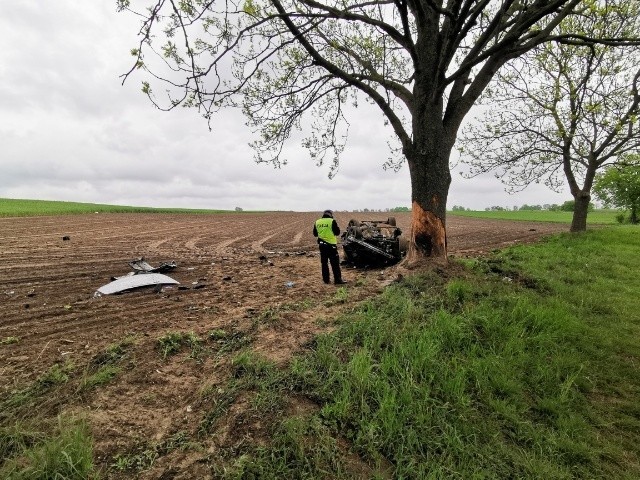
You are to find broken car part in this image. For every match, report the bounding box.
[96,273,179,295]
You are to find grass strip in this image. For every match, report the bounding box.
[220,226,639,478]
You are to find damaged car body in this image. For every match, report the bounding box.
[341,217,408,267]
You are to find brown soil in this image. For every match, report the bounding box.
[0,212,567,478]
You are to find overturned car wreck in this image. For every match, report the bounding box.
[341,217,408,267]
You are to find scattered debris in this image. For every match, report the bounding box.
[62,236,70,241]
[285,281,295,288]
[129,258,177,273]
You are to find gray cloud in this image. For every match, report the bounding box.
[0,1,570,212]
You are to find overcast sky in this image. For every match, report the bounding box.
[0,2,570,212]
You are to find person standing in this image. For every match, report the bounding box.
[313,210,347,285]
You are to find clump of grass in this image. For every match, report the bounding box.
[79,365,120,392]
[198,381,243,436]
[208,328,252,356]
[255,299,316,324]
[157,331,203,360]
[214,416,348,479]
[1,336,20,345]
[111,431,194,474]
[0,416,95,479]
[2,361,75,416]
[89,335,135,368]
[0,423,44,461]
[445,278,474,307]
[199,352,288,437]
[35,361,74,389]
[324,286,349,306]
[257,305,281,322]
[78,336,137,392]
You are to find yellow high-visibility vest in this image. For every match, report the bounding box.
[315,218,337,244]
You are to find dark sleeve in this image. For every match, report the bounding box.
[332,219,340,236]
[313,224,318,237]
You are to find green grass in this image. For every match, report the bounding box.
[110,431,193,474]
[0,416,95,479]
[449,208,620,224]
[157,331,204,360]
[0,197,241,217]
[214,225,639,478]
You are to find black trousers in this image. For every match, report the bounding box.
[318,242,342,284]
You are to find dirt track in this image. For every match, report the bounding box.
[0,212,568,477]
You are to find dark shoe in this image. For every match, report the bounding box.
[323,280,330,284]
[334,279,348,285]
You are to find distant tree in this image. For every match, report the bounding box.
[520,204,543,211]
[118,0,638,263]
[391,206,410,212]
[235,207,243,212]
[560,200,575,212]
[560,200,593,212]
[593,160,640,223]
[459,3,640,232]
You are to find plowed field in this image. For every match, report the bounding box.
[0,212,568,478]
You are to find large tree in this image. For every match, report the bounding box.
[119,0,631,260]
[458,2,640,232]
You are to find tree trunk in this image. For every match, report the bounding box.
[570,191,591,232]
[405,135,452,263]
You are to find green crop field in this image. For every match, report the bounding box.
[449,208,621,224]
[0,198,235,217]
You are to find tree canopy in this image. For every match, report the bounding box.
[458,1,640,232]
[118,0,638,260]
